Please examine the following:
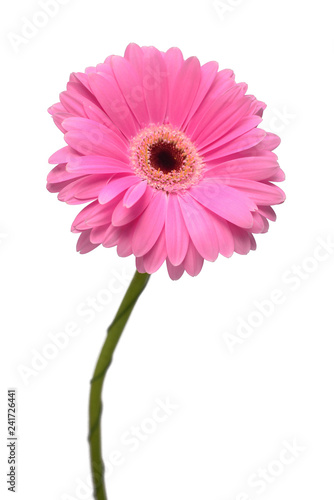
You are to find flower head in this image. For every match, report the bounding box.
[47,43,285,280]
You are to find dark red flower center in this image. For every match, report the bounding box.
[149,142,185,173]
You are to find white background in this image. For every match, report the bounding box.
[1,0,334,499]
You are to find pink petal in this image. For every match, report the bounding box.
[250,212,265,233]
[49,146,80,165]
[165,193,189,266]
[66,79,99,103]
[96,57,114,75]
[60,91,85,116]
[59,175,111,203]
[270,168,285,182]
[132,191,168,256]
[98,175,139,204]
[48,102,66,116]
[185,69,236,137]
[249,233,257,250]
[82,102,117,130]
[87,72,139,140]
[254,100,267,116]
[204,156,280,181]
[229,225,252,255]
[164,47,184,82]
[178,192,219,262]
[123,180,148,208]
[141,46,168,124]
[222,179,286,205]
[200,115,263,155]
[47,179,74,194]
[112,185,154,226]
[135,256,146,273]
[111,55,150,126]
[116,222,137,257]
[74,176,111,201]
[183,240,204,277]
[257,132,281,151]
[47,163,84,183]
[168,57,201,128]
[84,195,123,227]
[61,88,117,132]
[76,230,100,254]
[203,129,266,161]
[71,201,99,232]
[213,149,277,165]
[63,117,128,160]
[70,71,91,89]
[68,72,119,129]
[259,214,269,233]
[211,215,234,257]
[164,47,184,118]
[124,43,144,79]
[102,224,122,248]
[90,224,111,244]
[142,228,167,274]
[57,177,89,203]
[67,155,131,175]
[166,259,185,280]
[64,129,122,159]
[257,205,276,221]
[192,84,249,148]
[182,61,218,128]
[189,180,255,228]
[49,112,72,133]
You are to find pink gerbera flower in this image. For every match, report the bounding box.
[47,43,285,280]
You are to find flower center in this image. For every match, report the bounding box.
[129,124,204,192]
[149,143,184,173]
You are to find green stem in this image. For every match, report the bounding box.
[88,270,151,500]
